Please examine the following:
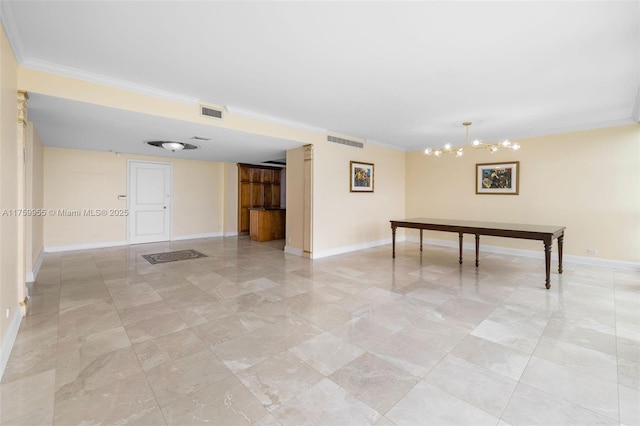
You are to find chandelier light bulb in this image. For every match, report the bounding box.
[502,139,511,147]
[512,143,520,150]
[456,149,464,157]
[424,148,433,155]
[434,150,442,157]
[472,139,481,146]
[444,143,452,150]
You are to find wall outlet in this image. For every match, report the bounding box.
[587,248,598,255]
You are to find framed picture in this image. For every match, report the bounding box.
[350,161,374,192]
[476,161,519,195]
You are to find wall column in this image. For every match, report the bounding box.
[16,90,28,316]
[303,144,313,258]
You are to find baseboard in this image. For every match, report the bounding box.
[406,236,640,271]
[311,236,406,260]
[284,245,304,256]
[0,309,23,381]
[224,231,239,237]
[25,247,45,283]
[172,232,222,241]
[45,240,128,253]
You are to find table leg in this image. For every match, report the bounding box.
[558,234,564,274]
[544,237,552,289]
[420,229,423,252]
[458,233,463,264]
[475,234,480,267]
[391,225,396,259]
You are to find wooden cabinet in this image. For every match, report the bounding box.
[249,208,286,242]
[238,164,283,234]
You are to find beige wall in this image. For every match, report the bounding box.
[286,146,305,253]
[43,147,227,248]
[25,122,44,275]
[19,67,319,146]
[223,163,238,236]
[171,158,224,238]
[0,22,20,369]
[405,124,640,263]
[312,140,406,256]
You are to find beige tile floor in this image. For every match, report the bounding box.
[1,236,638,425]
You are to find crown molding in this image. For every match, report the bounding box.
[225,105,327,133]
[0,1,26,63]
[2,2,197,106]
[531,118,637,139]
[365,138,406,151]
[21,57,200,105]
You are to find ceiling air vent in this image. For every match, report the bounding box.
[200,105,223,119]
[327,135,364,149]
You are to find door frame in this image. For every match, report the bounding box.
[127,159,173,244]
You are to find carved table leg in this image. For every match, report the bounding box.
[558,234,564,274]
[475,234,480,267]
[544,237,552,289]
[458,233,463,264]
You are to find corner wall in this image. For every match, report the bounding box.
[405,124,640,264]
[223,163,238,236]
[285,146,305,255]
[312,141,406,258]
[0,21,21,378]
[25,122,44,281]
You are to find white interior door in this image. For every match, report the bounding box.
[128,161,172,244]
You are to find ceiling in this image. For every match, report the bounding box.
[1,1,638,163]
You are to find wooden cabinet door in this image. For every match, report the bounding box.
[272,184,281,207]
[263,185,273,208]
[251,183,263,207]
[239,182,252,233]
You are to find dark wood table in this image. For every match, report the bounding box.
[390,218,565,289]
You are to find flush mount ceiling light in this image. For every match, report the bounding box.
[145,140,199,152]
[424,122,520,158]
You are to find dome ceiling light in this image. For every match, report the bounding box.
[145,140,199,152]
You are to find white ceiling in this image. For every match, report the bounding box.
[2,1,639,163]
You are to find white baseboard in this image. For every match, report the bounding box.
[45,240,128,253]
[406,236,640,271]
[0,309,23,381]
[224,231,239,237]
[311,236,406,259]
[172,232,222,241]
[284,245,304,256]
[25,248,45,283]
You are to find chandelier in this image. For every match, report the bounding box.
[424,122,520,157]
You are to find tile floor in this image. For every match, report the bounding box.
[1,237,638,425]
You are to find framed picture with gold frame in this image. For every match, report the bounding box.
[350,161,374,192]
[476,161,519,195]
